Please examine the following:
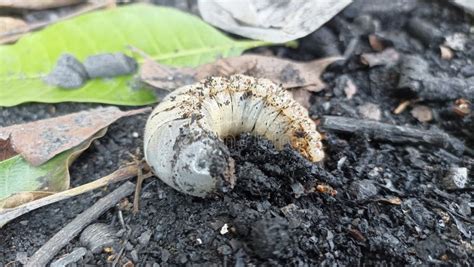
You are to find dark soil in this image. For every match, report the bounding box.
[1,0,473,266]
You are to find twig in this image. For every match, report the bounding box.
[0,164,138,228]
[421,197,474,224]
[26,181,136,267]
[133,161,145,214]
[320,116,465,155]
[397,55,474,101]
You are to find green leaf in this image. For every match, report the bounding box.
[0,129,106,206]
[0,4,266,107]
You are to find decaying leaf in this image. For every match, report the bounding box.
[0,0,83,10]
[198,0,352,42]
[344,79,357,99]
[378,196,402,205]
[0,128,106,206]
[291,89,312,110]
[140,54,342,92]
[411,105,433,122]
[360,48,400,67]
[0,107,150,166]
[0,136,16,161]
[368,34,385,52]
[0,17,28,35]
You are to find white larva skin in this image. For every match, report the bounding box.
[144,75,324,197]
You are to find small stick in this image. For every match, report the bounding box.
[26,181,136,267]
[0,164,138,228]
[320,116,465,155]
[398,55,474,101]
[133,161,145,214]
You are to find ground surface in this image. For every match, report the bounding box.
[1,0,473,266]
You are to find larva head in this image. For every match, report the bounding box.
[289,127,324,162]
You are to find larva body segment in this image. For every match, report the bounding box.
[144,75,324,197]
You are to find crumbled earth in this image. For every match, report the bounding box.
[1,0,473,266]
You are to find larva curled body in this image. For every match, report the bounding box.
[144,74,324,197]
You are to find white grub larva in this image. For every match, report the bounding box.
[144,74,324,197]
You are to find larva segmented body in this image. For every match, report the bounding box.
[144,74,324,197]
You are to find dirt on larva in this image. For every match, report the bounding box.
[0,0,473,266]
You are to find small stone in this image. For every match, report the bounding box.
[290,182,305,198]
[220,223,229,235]
[83,52,137,78]
[44,54,88,89]
[132,132,139,138]
[444,33,467,51]
[411,105,433,122]
[161,249,170,263]
[358,103,381,121]
[138,230,152,247]
[50,247,87,267]
[442,166,468,189]
[349,179,378,200]
[460,65,474,78]
[250,216,289,258]
[130,249,139,262]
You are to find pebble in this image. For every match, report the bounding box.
[349,179,379,200]
[441,166,468,189]
[44,54,88,89]
[138,230,152,246]
[358,103,382,121]
[83,53,137,79]
[461,65,474,78]
[50,247,87,267]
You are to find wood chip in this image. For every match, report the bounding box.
[410,105,433,122]
[344,79,357,99]
[358,103,381,121]
[393,100,411,114]
[368,34,385,51]
[360,48,400,67]
[440,45,454,60]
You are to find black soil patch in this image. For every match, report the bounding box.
[1,0,473,266]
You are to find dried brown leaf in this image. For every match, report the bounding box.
[0,17,28,35]
[140,54,343,92]
[344,79,357,99]
[360,48,400,67]
[0,0,83,10]
[0,107,150,166]
[378,196,402,205]
[368,34,385,52]
[0,136,17,161]
[291,89,312,110]
[440,45,454,60]
[411,105,433,122]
